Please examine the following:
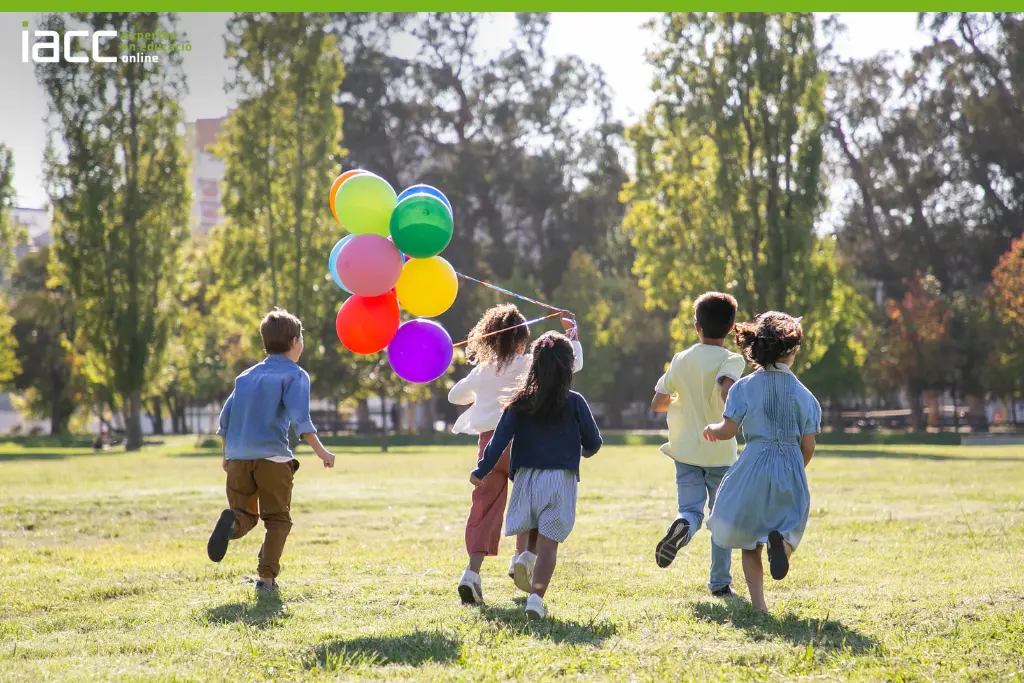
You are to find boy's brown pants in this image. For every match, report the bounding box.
[225,459,297,579]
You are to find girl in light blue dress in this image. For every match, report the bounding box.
[703,312,820,613]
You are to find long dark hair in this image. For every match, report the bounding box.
[506,332,575,420]
[465,303,530,372]
[735,311,803,369]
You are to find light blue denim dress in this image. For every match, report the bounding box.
[707,365,821,552]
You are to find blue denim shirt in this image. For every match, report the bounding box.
[217,355,317,460]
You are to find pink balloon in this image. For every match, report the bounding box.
[335,234,403,297]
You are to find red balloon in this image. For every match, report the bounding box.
[336,290,400,355]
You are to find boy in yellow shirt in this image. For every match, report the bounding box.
[651,292,746,596]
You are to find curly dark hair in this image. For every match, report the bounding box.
[465,303,530,372]
[735,311,803,369]
[506,332,575,420]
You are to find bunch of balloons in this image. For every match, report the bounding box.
[328,170,457,384]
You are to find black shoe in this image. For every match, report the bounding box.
[767,530,789,580]
[655,518,691,568]
[207,509,236,562]
[711,586,738,598]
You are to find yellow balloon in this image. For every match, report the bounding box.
[396,256,458,318]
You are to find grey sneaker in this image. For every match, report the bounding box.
[255,580,279,594]
[457,569,483,605]
[513,552,536,594]
[525,593,546,620]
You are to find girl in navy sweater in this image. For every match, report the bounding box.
[471,332,603,619]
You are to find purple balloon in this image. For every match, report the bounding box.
[387,319,454,384]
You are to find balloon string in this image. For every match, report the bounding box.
[453,311,563,348]
[456,273,562,311]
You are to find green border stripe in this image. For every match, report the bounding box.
[7,5,1020,12]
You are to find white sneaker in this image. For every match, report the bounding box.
[508,554,519,580]
[525,593,546,620]
[457,569,483,605]
[513,551,536,594]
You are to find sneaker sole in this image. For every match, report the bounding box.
[513,562,533,594]
[526,607,544,620]
[655,519,690,568]
[767,530,789,580]
[207,509,235,562]
[457,583,482,605]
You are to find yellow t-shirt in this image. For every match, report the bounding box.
[655,344,747,468]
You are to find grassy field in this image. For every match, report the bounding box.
[0,438,1022,682]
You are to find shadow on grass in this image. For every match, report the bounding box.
[306,631,462,670]
[203,595,288,630]
[815,448,1024,463]
[691,600,876,653]
[0,451,74,462]
[478,602,617,646]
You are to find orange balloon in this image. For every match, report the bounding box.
[328,170,369,224]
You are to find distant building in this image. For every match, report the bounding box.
[11,207,52,259]
[186,117,227,236]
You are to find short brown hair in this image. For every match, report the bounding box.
[260,308,303,354]
[694,292,738,339]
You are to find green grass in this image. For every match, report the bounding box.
[1,438,1022,682]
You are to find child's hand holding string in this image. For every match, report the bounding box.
[560,311,578,340]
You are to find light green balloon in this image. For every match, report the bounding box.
[334,173,397,237]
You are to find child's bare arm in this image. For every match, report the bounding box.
[651,392,672,413]
[719,376,736,404]
[800,434,815,467]
[302,432,335,468]
[703,418,739,442]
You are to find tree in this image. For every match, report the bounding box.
[214,12,346,389]
[37,13,191,450]
[331,13,659,420]
[0,143,23,389]
[625,13,860,376]
[863,272,952,430]
[985,236,1024,415]
[9,248,78,434]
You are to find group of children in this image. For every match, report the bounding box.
[207,292,819,617]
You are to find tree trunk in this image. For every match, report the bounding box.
[148,398,164,435]
[356,399,372,433]
[125,390,144,451]
[924,389,941,430]
[966,394,988,433]
[379,395,389,453]
[908,385,925,432]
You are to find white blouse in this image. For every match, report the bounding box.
[448,341,584,435]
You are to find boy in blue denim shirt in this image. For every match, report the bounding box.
[206,309,335,593]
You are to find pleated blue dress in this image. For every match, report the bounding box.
[707,365,821,552]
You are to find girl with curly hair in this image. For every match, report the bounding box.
[449,304,583,605]
[469,332,602,619]
[703,311,822,612]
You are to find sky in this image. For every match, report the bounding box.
[0,12,930,210]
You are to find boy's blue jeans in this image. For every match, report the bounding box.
[675,461,732,592]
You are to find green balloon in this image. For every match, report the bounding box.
[389,193,454,259]
[335,173,397,237]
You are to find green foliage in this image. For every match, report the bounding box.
[625,13,862,381]
[36,13,191,449]
[213,12,345,391]
[9,248,77,434]
[0,144,21,389]
[0,144,25,273]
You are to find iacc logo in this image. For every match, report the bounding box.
[21,21,117,64]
